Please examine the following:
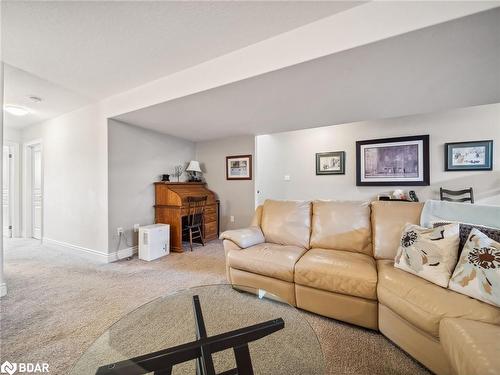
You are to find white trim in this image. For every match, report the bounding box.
[43,237,108,261]
[108,246,138,263]
[4,141,20,237]
[42,237,137,263]
[22,139,43,239]
[0,282,6,297]
[2,143,13,238]
[254,136,260,208]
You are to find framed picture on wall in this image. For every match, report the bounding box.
[316,151,345,175]
[226,155,252,180]
[444,140,493,171]
[356,135,430,186]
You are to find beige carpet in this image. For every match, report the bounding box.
[0,239,430,375]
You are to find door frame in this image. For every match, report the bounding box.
[23,139,43,239]
[3,141,20,238]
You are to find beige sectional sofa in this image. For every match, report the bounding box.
[220,199,500,375]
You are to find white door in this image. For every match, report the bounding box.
[3,145,11,238]
[31,144,42,239]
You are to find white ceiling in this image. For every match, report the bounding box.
[3,1,498,135]
[3,64,93,129]
[115,7,500,142]
[2,0,363,102]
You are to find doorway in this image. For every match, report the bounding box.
[24,141,43,240]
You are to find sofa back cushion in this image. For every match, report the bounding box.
[261,200,312,249]
[310,200,372,255]
[371,201,424,260]
[250,205,263,227]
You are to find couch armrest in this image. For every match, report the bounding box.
[222,239,241,282]
[440,318,500,375]
[220,226,265,249]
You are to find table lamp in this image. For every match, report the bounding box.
[186,160,202,182]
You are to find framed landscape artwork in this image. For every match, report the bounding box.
[356,135,430,186]
[316,151,345,175]
[226,155,252,180]
[445,140,493,171]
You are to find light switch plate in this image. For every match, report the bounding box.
[284,175,291,181]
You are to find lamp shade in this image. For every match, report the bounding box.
[186,160,202,173]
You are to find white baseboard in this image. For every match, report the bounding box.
[43,237,109,262]
[42,238,137,263]
[0,283,7,297]
[107,246,138,263]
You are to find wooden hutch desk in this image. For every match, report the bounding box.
[154,182,219,252]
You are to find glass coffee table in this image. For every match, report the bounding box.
[71,284,324,375]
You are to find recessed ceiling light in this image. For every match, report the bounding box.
[28,96,42,103]
[4,105,30,116]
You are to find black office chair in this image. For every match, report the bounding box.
[183,196,207,251]
[440,187,474,204]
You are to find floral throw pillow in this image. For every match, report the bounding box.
[394,223,460,287]
[449,228,500,307]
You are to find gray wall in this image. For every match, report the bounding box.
[256,103,500,205]
[195,136,255,231]
[108,119,195,251]
[108,102,500,251]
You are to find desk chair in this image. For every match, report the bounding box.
[183,196,208,251]
[440,187,474,204]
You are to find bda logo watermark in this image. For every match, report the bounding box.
[1,361,49,374]
[0,362,17,375]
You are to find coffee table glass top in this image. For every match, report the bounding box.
[71,284,324,374]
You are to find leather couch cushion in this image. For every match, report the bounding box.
[220,226,265,249]
[261,200,312,249]
[371,201,424,260]
[227,243,307,283]
[250,205,263,227]
[295,249,378,300]
[440,318,500,375]
[377,260,500,337]
[230,269,297,306]
[310,200,372,255]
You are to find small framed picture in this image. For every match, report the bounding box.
[356,135,430,186]
[226,155,252,180]
[316,151,345,175]
[445,140,493,171]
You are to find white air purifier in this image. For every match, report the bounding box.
[138,224,170,261]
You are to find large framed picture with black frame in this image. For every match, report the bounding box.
[445,140,493,171]
[356,135,430,186]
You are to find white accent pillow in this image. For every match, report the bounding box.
[394,223,460,287]
[449,228,500,307]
